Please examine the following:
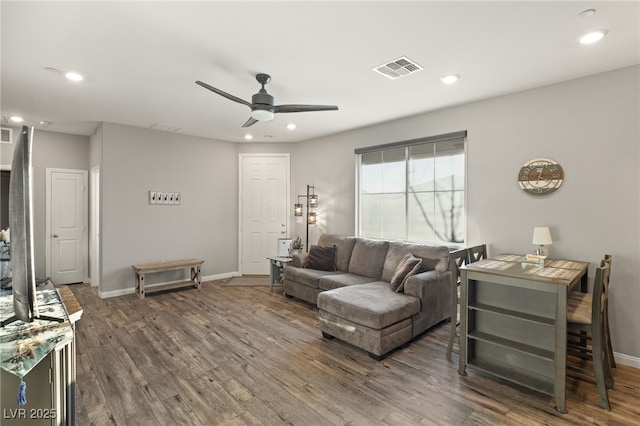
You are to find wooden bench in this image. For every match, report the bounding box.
[132,258,204,299]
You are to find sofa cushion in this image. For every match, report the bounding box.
[317,235,357,272]
[283,266,343,289]
[319,273,378,291]
[390,253,422,292]
[305,244,337,271]
[348,238,389,279]
[382,241,450,282]
[318,282,420,330]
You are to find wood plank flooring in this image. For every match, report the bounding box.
[69,280,640,425]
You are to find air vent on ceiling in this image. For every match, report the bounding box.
[373,56,423,80]
[149,123,181,133]
[1,127,13,144]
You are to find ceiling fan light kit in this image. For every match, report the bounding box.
[250,109,275,121]
[196,73,338,128]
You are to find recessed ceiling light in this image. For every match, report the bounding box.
[440,74,460,84]
[244,134,253,140]
[65,71,84,82]
[580,30,608,45]
[10,116,24,123]
[287,123,296,130]
[578,9,596,19]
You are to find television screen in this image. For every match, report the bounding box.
[7,125,36,323]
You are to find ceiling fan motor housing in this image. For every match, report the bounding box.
[252,91,274,108]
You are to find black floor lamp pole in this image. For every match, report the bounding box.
[305,185,310,251]
[294,185,315,252]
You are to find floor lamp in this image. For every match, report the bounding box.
[294,185,317,251]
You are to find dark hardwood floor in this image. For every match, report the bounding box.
[70,280,640,425]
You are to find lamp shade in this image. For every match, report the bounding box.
[309,194,318,208]
[307,211,317,225]
[532,227,553,245]
[294,203,303,216]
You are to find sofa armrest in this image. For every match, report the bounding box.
[404,270,451,300]
[404,269,451,335]
[292,252,309,268]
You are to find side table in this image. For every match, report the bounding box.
[267,257,292,292]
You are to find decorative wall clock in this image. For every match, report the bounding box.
[518,158,564,195]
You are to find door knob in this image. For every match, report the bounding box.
[281,230,286,234]
[52,234,59,238]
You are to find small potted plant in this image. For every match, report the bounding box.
[290,235,303,256]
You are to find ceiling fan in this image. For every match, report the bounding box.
[196,73,338,127]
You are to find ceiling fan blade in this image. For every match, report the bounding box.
[274,104,339,113]
[195,80,253,108]
[242,117,259,128]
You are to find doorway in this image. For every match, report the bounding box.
[239,154,290,275]
[46,168,88,284]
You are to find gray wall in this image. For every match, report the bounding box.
[292,65,640,362]
[0,127,90,277]
[99,123,238,295]
[3,65,638,362]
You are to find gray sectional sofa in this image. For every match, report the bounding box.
[283,234,451,359]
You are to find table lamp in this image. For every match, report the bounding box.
[532,227,552,257]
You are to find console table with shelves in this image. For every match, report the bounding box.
[458,255,588,413]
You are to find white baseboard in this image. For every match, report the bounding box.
[98,271,240,299]
[202,271,240,281]
[98,287,134,299]
[614,352,640,369]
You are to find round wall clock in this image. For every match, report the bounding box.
[518,158,564,195]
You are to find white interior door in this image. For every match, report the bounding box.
[240,154,289,275]
[46,168,88,284]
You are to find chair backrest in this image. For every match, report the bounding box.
[467,244,487,263]
[592,260,611,325]
[449,249,468,286]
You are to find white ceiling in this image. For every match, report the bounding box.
[1,1,638,143]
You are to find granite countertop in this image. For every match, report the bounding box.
[0,288,73,378]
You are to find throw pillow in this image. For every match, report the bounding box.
[305,245,337,271]
[390,253,422,292]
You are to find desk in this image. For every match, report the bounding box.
[458,255,588,413]
[267,257,292,292]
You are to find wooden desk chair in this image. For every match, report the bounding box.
[567,260,612,410]
[569,254,615,372]
[467,244,487,263]
[446,249,468,360]
[602,254,615,370]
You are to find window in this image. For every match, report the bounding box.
[356,131,466,245]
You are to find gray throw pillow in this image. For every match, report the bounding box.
[305,245,337,271]
[390,253,422,292]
